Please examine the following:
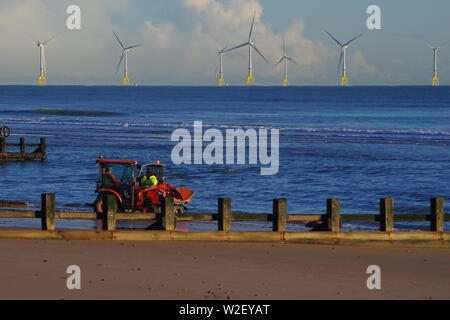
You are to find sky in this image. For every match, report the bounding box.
[0,0,449,86]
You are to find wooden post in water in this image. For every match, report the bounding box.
[41,193,56,231]
[218,198,232,232]
[40,138,47,154]
[102,194,117,231]
[380,198,394,232]
[161,197,175,231]
[273,198,287,232]
[430,197,444,232]
[0,137,6,153]
[327,199,340,232]
[20,138,25,154]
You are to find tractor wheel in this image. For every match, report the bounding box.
[94,195,119,214]
[175,205,185,215]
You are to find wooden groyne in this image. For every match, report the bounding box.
[0,137,47,162]
[0,194,448,247]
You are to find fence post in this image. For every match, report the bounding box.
[273,198,287,232]
[327,199,340,232]
[0,137,6,153]
[102,194,117,231]
[430,198,444,232]
[20,138,25,154]
[218,198,232,232]
[380,198,394,232]
[41,193,56,231]
[161,197,175,231]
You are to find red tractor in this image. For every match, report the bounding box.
[94,157,194,214]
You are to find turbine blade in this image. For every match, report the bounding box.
[439,40,450,48]
[224,42,248,53]
[274,57,285,68]
[325,30,343,47]
[115,53,124,74]
[248,11,256,41]
[43,36,55,45]
[344,33,363,46]
[113,30,125,50]
[125,44,144,50]
[287,56,297,64]
[250,44,270,64]
[28,34,39,45]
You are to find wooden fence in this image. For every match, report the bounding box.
[0,194,448,246]
[0,137,47,161]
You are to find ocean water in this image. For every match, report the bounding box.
[0,85,449,231]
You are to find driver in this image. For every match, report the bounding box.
[104,167,120,186]
[140,172,158,187]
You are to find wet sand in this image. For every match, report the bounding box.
[0,239,449,300]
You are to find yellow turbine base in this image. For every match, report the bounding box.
[218,77,225,87]
[283,77,289,87]
[38,74,46,86]
[123,74,130,86]
[341,73,348,86]
[246,73,254,86]
[432,74,439,86]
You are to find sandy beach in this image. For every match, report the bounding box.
[0,239,448,300]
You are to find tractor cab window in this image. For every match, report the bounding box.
[99,163,134,188]
[146,165,164,184]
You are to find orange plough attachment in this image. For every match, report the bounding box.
[175,187,195,203]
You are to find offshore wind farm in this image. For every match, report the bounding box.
[8,4,449,87]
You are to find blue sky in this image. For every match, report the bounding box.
[0,0,449,85]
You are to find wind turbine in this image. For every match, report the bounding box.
[428,45,440,86]
[325,31,362,86]
[32,36,54,86]
[217,46,227,86]
[113,30,143,86]
[225,12,270,86]
[274,35,297,87]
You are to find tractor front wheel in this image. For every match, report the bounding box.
[175,204,186,215]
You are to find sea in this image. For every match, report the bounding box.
[0,85,449,231]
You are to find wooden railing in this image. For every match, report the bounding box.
[0,194,448,245]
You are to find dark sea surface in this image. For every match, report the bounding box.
[0,85,449,231]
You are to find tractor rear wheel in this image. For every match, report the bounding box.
[94,195,119,214]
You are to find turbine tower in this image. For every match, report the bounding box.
[325,31,362,86]
[274,35,297,87]
[225,12,269,86]
[217,47,227,86]
[113,31,143,86]
[428,44,440,86]
[33,37,54,86]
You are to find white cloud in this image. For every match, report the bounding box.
[139,0,335,84]
[349,50,376,74]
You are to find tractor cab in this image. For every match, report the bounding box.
[138,161,165,186]
[96,160,138,189]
